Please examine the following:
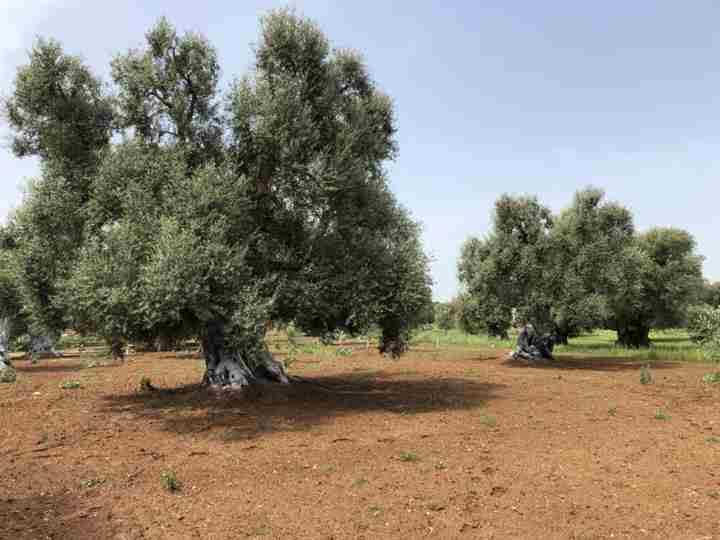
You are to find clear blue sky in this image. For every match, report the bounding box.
[2,1,719,300]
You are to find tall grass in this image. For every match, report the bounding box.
[410,327,514,349]
[411,326,709,363]
[554,329,706,363]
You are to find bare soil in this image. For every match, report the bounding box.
[1,347,719,539]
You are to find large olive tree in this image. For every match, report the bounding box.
[607,228,703,347]
[458,189,702,348]
[5,11,432,389]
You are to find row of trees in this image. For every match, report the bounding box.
[457,189,706,348]
[0,10,433,388]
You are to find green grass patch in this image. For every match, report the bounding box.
[554,329,705,362]
[80,478,106,489]
[702,372,720,384]
[399,451,419,462]
[654,409,670,421]
[59,380,81,390]
[411,327,513,349]
[478,414,497,427]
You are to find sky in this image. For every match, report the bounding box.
[2,0,720,300]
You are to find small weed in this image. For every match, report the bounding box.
[220,428,248,442]
[352,478,368,488]
[640,365,652,385]
[84,359,100,369]
[368,505,383,517]
[607,406,617,416]
[702,372,720,384]
[161,470,181,492]
[399,451,419,462]
[335,347,353,357]
[708,491,720,500]
[249,524,272,536]
[0,368,17,384]
[138,376,156,392]
[654,409,670,421]
[283,346,299,369]
[434,461,448,471]
[426,501,446,512]
[80,478,105,489]
[318,463,336,473]
[706,436,720,444]
[59,380,81,390]
[479,414,497,427]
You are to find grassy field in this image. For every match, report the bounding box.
[411,327,713,363]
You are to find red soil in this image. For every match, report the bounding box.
[1,348,718,539]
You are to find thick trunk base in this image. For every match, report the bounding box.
[0,319,16,383]
[203,347,289,391]
[27,334,63,360]
[616,326,651,348]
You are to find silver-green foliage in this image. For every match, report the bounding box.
[687,305,720,361]
[458,188,703,348]
[5,10,432,379]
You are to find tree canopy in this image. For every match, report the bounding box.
[3,10,432,387]
[459,188,703,347]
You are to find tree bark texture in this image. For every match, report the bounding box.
[27,333,63,360]
[0,318,16,382]
[616,325,651,348]
[201,321,289,390]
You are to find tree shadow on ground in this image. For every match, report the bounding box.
[14,358,119,374]
[504,355,677,372]
[101,371,506,441]
[0,492,118,540]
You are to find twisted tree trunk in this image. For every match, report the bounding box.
[0,318,16,382]
[616,325,651,348]
[201,321,289,390]
[27,333,63,360]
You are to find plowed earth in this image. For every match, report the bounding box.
[1,347,719,540]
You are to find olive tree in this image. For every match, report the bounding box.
[2,37,114,349]
[549,188,635,343]
[458,194,555,338]
[458,189,701,348]
[6,11,432,388]
[607,228,703,347]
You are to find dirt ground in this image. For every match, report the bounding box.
[1,346,719,540]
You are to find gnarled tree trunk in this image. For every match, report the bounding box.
[0,318,16,382]
[201,321,289,390]
[27,333,63,360]
[616,325,650,348]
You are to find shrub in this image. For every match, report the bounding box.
[0,368,17,384]
[687,305,720,360]
[161,470,181,492]
[59,380,81,389]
